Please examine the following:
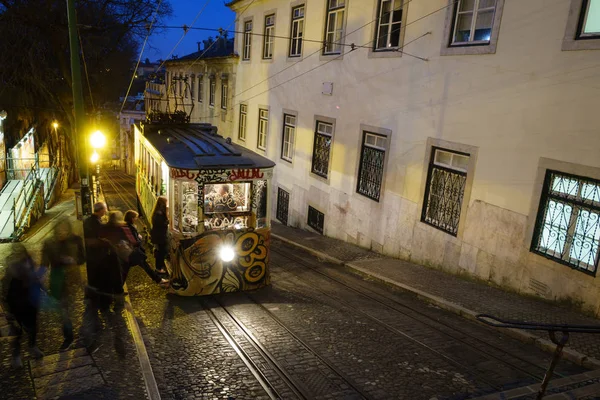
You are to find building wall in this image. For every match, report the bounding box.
[119,110,145,174]
[150,59,237,139]
[228,0,600,312]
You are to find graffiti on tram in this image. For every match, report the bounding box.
[168,228,270,296]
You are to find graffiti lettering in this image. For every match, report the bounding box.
[229,168,264,181]
[170,168,199,180]
[204,216,249,230]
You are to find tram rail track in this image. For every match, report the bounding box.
[269,246,577,392]
[202,295,371,400]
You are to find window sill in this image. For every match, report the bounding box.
[319,52,344,61]
[562,37,600,51]
[441,42,496,56]
[368,48,403,59]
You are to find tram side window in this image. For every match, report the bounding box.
[181,181,198,233]
[203,183,252,230]
[173,180,181,231]
[255,180,268,229]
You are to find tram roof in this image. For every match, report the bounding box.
[140,122,276,170]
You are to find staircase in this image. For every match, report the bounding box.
[471,369,600,399]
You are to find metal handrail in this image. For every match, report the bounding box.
[477,313,600,399]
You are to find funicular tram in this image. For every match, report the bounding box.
[133,121,275,296]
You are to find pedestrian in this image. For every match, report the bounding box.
[41,218,85,352]
[1,243,44,368]
[96,211,129,358]
[122,210,169,286]
[150,196,169,275]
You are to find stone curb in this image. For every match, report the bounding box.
[101,177,161,400]
[272,233,600,370]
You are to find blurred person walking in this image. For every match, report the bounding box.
[150,196,169,275]
[41,218,85,351]
[122,210,168,286]
[1,244,44,367]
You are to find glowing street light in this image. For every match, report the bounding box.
[90,150,99,164]
[52,121,58,129]
[90,130,106,149]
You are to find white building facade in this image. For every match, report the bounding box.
[226,0,600,313]
[119,100,145,174]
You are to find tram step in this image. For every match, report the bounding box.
[470,369,600,399]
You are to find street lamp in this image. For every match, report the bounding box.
[90,130,106,149]
[90,151,99,164]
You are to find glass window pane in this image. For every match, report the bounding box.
[390,23,401,47]
[474,9,494,41]
[435,150,453,166]
[454,13,473,42]
[552,176,579,196]
[584,0,600,34]
[452,154,470,171]
[582,183,600,203]
[479,0,496,9]
[181,181,198,233]
[570,209,600,267]
[540,200,572,254]
[459,0,476,12]
[381,1,392,23]
[204,183,251,214]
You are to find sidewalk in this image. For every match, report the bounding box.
[0,190,150,399]
[271,222,600,369]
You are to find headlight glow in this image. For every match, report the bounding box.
[219,246,235,262]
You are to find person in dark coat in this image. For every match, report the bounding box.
[41,218,85,352]
[1,243,44,368]
[150,196,169,274]
[122,210,168,286]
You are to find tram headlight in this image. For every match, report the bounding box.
[219,245,235,262]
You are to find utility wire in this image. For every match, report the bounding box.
[119,0,164,114]
[77,25,95,112]
[233,0,446,100]
[154,0,212,73]
[179,0,257,76]
[193,0,461,120]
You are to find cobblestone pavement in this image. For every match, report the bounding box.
[102,170,592,399]
[272,222,600,363]
[0,190,148,400]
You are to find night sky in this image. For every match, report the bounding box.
[148,0,235,62]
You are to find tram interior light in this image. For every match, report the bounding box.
[219,245,235,262]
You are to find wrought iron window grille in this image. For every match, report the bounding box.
[311,122,333,178]
[357,132,386,202]
[276,187,290,225]
[421,147,469,236]
[531,170,600,276]
[307,206,324,234]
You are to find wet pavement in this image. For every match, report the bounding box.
[101,170,595,399]
[0,190,149,400]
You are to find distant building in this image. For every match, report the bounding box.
[119,99,145,174]
[145,35,237,137]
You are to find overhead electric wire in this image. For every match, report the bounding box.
[233,0,432,100]
[179,0,258,76]
[154,0,212,73]
[193,1,459,121]
[119,0,164,114]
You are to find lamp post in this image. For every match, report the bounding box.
[52,122,60,167]
[66,0,90,217]
[90,130,105,204]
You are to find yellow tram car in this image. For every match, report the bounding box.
[134,122,275,296]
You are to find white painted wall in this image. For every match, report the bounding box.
[226,0,600,312]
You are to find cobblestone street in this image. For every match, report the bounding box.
[101,170,598,399]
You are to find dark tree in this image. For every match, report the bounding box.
[0,0,171,156]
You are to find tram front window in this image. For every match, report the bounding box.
[204,182,252,230]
